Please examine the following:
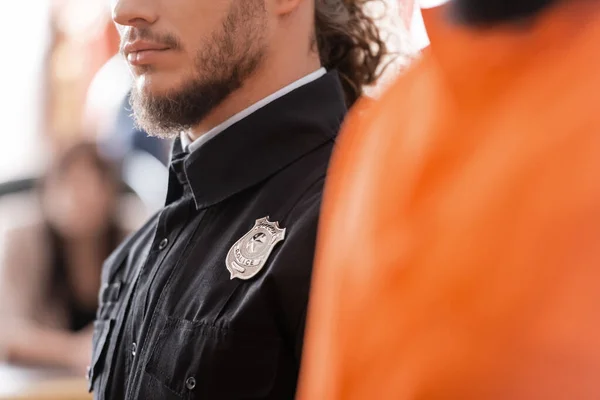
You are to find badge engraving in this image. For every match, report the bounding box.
[226,217,286,280]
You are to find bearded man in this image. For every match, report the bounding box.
[88,0,386,398]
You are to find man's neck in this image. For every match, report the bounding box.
[451,0,561,25]
[188,55,321,141]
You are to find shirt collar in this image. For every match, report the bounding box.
[170,70,346,210]
[180,67,327,153]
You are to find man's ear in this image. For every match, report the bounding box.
[272,0,304,16]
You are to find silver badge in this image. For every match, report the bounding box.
[226,217,286,280]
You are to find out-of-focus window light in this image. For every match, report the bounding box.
[363,0,415,95]
[411,0,450,49]
[0,1,50,182]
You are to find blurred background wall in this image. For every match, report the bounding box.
[0,0,51,182]
[0,0,122,180]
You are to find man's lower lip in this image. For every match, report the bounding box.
[127,49,170,66]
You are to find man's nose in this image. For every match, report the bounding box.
[111,0,158,28]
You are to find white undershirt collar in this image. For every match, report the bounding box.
[181,67,327,153]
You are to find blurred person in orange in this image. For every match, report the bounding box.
[298,0,600,399]
[0,143,128,373]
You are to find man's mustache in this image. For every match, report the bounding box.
[120,27,182,54]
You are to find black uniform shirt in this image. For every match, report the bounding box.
[89,72,347,400]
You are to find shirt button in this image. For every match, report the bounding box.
[158,238,169,250]
[131,342,137,357]
[185,377,197,390]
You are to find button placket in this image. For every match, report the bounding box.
[158,238,169,250]
[185,377,197,391]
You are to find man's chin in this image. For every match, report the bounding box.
[133,71,188,100]
[129,74,234,139]
[129,96,185,139]
[134,85,176,103]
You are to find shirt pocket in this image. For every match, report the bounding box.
[143,316,280,399]
[87,318,114,393]
[96,281,122,320]
[89,280,123,394]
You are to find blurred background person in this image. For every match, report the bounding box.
[0,142,130,373]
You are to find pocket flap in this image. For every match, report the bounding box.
[100,282,122,304]
[145,317,280,398]
[87,318,114,393]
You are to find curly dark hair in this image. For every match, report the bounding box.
[314,0,388,106]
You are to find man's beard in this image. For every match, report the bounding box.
[130,1,267,138]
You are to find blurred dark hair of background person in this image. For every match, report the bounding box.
[0,142,129,373]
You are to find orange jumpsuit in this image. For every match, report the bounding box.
[299,2,600,399]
